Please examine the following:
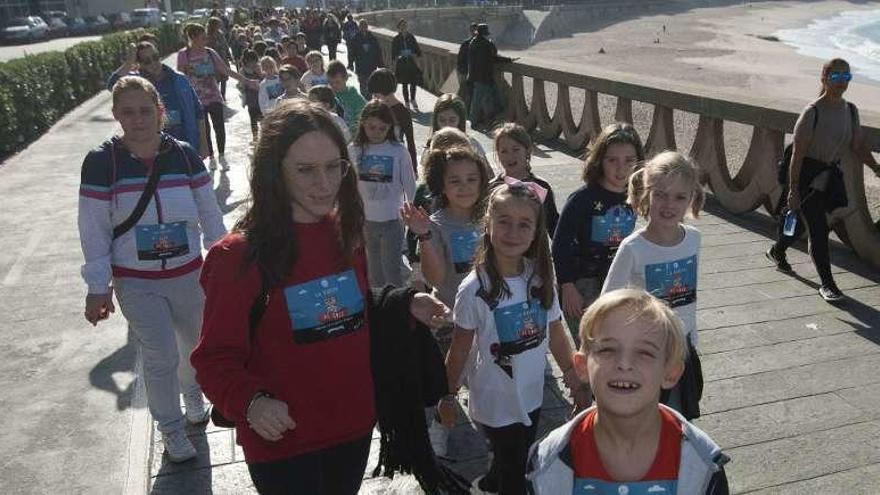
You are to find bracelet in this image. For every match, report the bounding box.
[245,391,272,422]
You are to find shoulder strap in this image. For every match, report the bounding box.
[112,144,163,240]
[247,270,271,341]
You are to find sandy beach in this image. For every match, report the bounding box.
[505,0,880,217]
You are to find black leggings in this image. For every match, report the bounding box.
[246,104,262,139]
[247,434,371,495]
[327,43,338,60]
[773,188,834,286]
[480,408,541,495]
[402,83,417,104]
[203,101,225,156]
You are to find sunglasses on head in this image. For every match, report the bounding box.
[828,71,852,83]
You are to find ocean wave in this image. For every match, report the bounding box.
[776,9,880,83]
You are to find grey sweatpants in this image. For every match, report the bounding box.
[114,270,204,433]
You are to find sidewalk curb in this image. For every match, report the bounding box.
[124,346,152,495]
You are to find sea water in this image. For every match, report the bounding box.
[777,9,880,84]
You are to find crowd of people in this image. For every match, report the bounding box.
[78,5,880,494]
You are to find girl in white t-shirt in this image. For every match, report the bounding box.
[440,181,586,494]
[601,150,706,420]
[300,50,329,91]
[349,100,415,288]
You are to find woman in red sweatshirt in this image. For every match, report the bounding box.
[191,101,449,494]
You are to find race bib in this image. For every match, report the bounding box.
[491,298,547,376]
[266,80,284,99]
[590,205,636,246]
[284,269,365,344]
[645,255,697,308]
[400,48,413,57]
[165,109,182,128]
[358,154,394,183]
[134,222,190,260]
[192,59,214,78]
[572,479,677,495]
[311,75,328,86]
[450,228,480,274]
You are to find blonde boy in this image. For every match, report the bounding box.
[527,289,730,494]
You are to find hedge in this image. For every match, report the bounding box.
[0,24,185,160]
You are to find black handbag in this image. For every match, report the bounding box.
[209,275,270,428]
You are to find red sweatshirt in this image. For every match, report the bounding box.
[191,220,375,463]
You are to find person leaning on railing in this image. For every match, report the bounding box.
[766,57,880,303]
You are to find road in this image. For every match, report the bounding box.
[0,35,102,62]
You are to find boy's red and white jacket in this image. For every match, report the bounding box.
[78,134,226,293]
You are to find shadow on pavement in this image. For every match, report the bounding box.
[88,327,136,411]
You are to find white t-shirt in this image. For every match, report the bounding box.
[601,224,701,345]
[258,76,284,114]
[300,71,329,91]
[349,141,416,222]
[453,261,562,428]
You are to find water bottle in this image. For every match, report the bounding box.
[783,210,798,237]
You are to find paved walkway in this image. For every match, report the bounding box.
[1,45,878,494]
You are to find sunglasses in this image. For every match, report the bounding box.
[827,71,852,83]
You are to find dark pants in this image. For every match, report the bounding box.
[203,101,226,156]
[220,78,227,100]
[327,42,338,60]
[247,104,262,139]
[357,74,371,99]
[247,434,371,495]
[402,83,417,104]
[480,408,541,495]
[773,188,834,286]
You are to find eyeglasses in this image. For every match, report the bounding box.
[290,158,351,182]
[828,71,852,83]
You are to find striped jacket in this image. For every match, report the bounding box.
[78,134,226,293]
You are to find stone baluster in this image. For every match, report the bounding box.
[615,97,633,124]
[507,72,536,130]
[559,86,601,151]
[531,79,562,140]
[644,105,676,157]
[830,153,880,267]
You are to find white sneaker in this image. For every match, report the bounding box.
[183,390,209,425]
[428,419,449,458]
[162,429,197,463]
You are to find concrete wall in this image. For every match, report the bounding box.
[357,6,525,45]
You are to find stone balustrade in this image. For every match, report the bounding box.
[367,25,880,268]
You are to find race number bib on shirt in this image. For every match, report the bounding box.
[450,228,480,274]
[572,479,677,495]
[134,222,190,260]
[645,255,697,308]
[192,59,215,78]
[358,154,394,183]
[311,75,329,86]
[400,48,413,57]
[266,81,284,99]
[491,299,547,376]
[590,205,636,246]
[284,269,365,344]
[165,110,182,128]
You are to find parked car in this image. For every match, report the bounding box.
[0,16,49,44]
[191,8,210,20]
[85,15,110,34]
[131,8,162,28]
[171,11,189,24]
[67,17,89,36]
[46,17,69,38]
[109,12,133,31]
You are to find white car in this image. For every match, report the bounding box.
[132,8,162,28]
[0,16,49,44]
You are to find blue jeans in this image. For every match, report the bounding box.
[365,219,404,288]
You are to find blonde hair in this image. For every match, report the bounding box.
[305,50,324,68]
[579,289,687,365]
[260,56,278,73]
[628,150,704,219]
[112,75,163,113]
[419,126,470,178]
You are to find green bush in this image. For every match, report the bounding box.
[0,24,184,160]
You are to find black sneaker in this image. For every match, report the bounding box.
[819,284,844,302]
[765,246,792,273]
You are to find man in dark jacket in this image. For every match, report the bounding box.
[351,20,384,98]
[467,23,513,129]
[456,22,478,111]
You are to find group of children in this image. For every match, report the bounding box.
[225,42,729,492]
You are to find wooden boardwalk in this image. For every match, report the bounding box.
[149,64,880,495]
